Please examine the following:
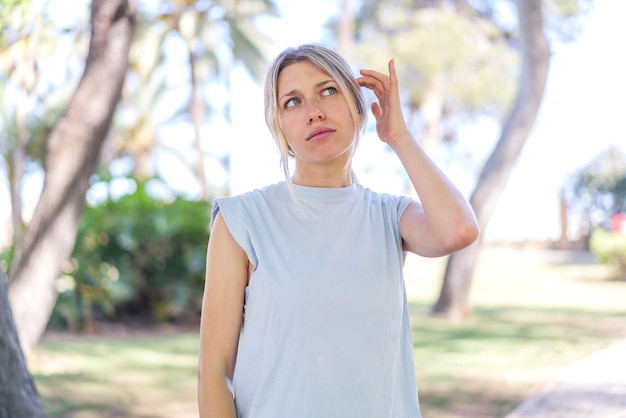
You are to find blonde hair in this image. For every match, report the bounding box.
[263,44,366,182]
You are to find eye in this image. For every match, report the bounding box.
[284,97,301,109]
[322,86,337,96]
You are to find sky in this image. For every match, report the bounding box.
[2,0,625,246]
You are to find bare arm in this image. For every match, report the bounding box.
[392,140,478,256]
[358,60,479,257]
[198,212,249,417]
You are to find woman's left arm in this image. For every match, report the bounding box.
[358,60,479,257]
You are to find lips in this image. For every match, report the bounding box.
[306,127,336,141]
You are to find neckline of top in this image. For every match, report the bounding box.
[280,181,359,202]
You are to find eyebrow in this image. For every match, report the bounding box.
[278,79,336,102]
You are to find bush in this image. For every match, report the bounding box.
[51,177,212,330]
[589,229,626,281]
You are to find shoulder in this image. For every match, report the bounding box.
[356,184,412,209]
[219,182,286,205]
[212,182,287,226]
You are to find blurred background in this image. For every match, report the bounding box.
[1,0,625,417]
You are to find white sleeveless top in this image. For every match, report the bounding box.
[212,181,422,418]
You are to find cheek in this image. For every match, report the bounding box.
[278,114,298,139]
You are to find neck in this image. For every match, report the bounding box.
[291,164,352,188]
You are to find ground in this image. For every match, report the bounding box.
[32,245,626,418]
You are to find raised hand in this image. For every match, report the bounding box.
[357,59,411,147]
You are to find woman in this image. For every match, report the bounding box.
[198,43,478,418]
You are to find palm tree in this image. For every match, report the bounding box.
[0,0,80,249]
[115,0,279,198]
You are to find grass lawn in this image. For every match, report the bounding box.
[34,331,200,418]
[32,246,626,417]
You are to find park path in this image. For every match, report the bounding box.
[504,339,626,418]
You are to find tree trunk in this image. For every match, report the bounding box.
[8,139,25,250]
[9,90,31,250]
[189,49,210,200]
[337,0,355,61]
[417,84,444,150]
[7,0,137,357]
[558,194,569,249]
[0,270,45,418]
[432,0,550,319]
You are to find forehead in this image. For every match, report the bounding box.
[277,61,333,93]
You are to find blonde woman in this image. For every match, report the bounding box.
[198,44,478,418]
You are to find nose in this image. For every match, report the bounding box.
[307,104,325,123]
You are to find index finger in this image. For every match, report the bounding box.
[388,59,398,89]
[359,67,389,85]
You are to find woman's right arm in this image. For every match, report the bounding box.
[198,212,250,418]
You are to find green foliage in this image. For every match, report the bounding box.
[354,5,518,116]
[348,0,594,149]
[589,229,626,281]
[51,177,211,330]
